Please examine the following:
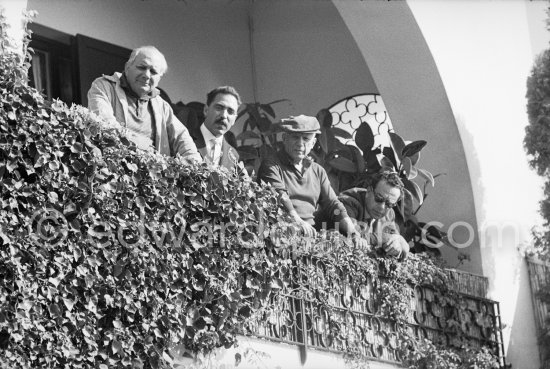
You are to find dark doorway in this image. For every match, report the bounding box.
[28,24,131,107]
[28,24,76,105]
[74,34,131,106]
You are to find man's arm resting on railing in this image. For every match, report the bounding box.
[280,192,317,238]
[338,216,371,250]
[381,233,410,260]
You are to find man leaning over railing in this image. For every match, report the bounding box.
[316,169,410,260]
[87,45,201,164]
[257,115,369,249]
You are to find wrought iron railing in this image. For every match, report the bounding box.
[246,253,506,367]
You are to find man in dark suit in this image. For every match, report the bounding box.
[191,86,242,173]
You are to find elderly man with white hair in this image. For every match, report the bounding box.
[87,45,201,163]
[258,115,368,250]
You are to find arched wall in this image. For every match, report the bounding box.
[332,0,481,274]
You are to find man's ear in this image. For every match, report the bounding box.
[203,104,209,117]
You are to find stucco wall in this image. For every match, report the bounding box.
[250,0,377,118]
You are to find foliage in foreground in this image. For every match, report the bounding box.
[525,37,550,363]
[526,47,550,259]
[0,67,286,368]
[0,12,499,369]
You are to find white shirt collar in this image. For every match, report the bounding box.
[200,123,223,145]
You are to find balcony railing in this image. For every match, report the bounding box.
[244,249,506,368]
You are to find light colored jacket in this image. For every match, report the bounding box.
[87,72,201,163]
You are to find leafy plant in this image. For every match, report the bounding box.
[524,33,550,365]
[233,99,289,175]
[311,108,450,255]
[0,15,293,367]
[525,47,550,260]
[399,336,500,369]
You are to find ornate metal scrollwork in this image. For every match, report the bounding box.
[248,252,505,366]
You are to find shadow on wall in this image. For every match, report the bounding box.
[449,113,484,274]
[507,258,540,369]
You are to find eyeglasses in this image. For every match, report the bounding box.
[372,189,398,208]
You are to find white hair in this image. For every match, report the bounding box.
[126,45,168,75]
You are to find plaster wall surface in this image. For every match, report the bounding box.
[173,335,400,369]
[250,0,377,119]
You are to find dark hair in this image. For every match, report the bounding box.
[206,86,242,106]
[370,169,405,199]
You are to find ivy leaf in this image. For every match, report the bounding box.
[154,328,163,338]
[136,196,146,209]
[48,160,60,170]
[193,317,206,330]
[271,278,284,289]
[48,191,59,203]
[48,303,61,317]
[238,306,251,318]
[111,340,122,354]
[125,162,138,172]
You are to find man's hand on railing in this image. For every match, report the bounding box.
[382,233,410,260]
[350,232,371,251]
[291,213,317,238]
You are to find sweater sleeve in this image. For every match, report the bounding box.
[87,77,122,128]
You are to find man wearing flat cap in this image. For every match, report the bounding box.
[257,115,366,244]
